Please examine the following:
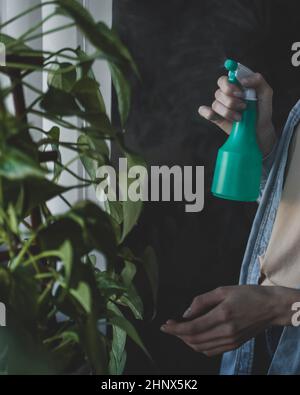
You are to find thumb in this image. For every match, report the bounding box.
[183,287,226,320]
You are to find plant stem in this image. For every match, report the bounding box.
[0,1,56,30]
[59,194,72,208]
[30,109,79,129]
[5,12,56,50]
[23,23,76,44]
[10,235,37,271]
[54,160,95,184]
[22,250,59,268]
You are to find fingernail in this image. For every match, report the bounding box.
[183,307,192,318]
[198,106,205,115]
[160,325,167,332]
[233,91,244,98]
[234,113,242,121]
[240,102,247,110]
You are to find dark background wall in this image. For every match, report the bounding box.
[113,0,300,374]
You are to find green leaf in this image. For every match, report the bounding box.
[48,126,62,180]
[40,87,81,116]
[104,200,123,227]
[119,291,143,321]
[108,303,127,375]
[77,134,107,181]
[72,77,106,113]
[120,261,143,320]
[120,150,146,242]
[121,261,136,287]
[10,267,39,330]
[78,137,97,181]
[82,113,115,138]
[110,63,131,126]
[96,271,125,300]
[7,204,19,234]
[0,147,45,180]
[0,268,12,302]
[57,241,73,286]
[79,314,108,374]
[3,177,69,218]
[0,33,32,53]
[25,178,68,211]
[44,329,81,372]
[0,113,26,142]
[56,0,138,74]
[108,308,151,360]
[70,281,91,314]
[41,87,115,137]
[48,62,77,92]
[38,201,117,262]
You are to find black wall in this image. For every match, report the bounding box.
[113,0,300,374]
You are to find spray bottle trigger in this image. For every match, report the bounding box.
[236,63,257,101]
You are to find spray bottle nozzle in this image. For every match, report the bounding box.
[224,59,257,101]
[224,59,238,72]
[224,59,239,85]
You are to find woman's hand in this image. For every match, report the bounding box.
[199,73,277,157]
[161,285,300,357]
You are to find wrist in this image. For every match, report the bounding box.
[269,287,300,326]
[259,125,277,158]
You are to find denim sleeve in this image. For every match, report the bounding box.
[257,141,278,203]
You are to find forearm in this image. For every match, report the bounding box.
[259,126,277,159]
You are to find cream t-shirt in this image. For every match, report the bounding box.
[259,123,300,287]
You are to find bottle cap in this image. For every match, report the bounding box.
[224,59,257,101]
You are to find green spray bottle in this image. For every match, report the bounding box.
[211,59,262,202]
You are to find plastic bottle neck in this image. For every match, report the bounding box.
[225,100,258,150]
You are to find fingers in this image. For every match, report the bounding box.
[183,287,228,319]
[162,304,242,357]
[198,106,232,135]
[198,105,221,122]
[199,75,246,133]
[211,100,242,123]
[161,289,230,337]
[240,72,273,99]
[181,334,241,356]
[160,313,214,337]
[215,89,247,112]
[217,76,244,98]
[161,309,220,337]
[179,322,237,348]
[214,78,246,122]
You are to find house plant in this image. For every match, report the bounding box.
[0,0,157,375]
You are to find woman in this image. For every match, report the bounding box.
[161,71,300,375]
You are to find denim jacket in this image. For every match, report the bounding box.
[220,99,300,375]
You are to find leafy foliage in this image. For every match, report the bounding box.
[0,0,158,375]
